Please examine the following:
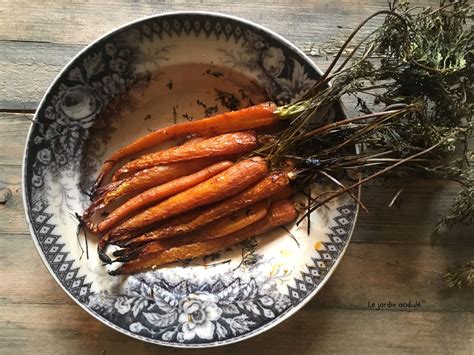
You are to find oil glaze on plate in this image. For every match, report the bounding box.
[23,12,358,347]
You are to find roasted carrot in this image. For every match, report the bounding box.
[98,157,267,263]
[110,199,297,275]
[112,131,258,181]
[110,208,204,257]
[270,184,294,202]
[106,206,210,248]
[111,202,220,247]
[93,102,277,190]
[94,161,233,232]
[87,158,220,218]
[120,172,290,247]
[117,200,269,262]
[93,136,205,197]
[108,157,268,237]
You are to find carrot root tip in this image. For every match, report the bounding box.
[108,269,121,276]
[98,245,112,264]
[113,249,126,257]
[116,253,136,263]
[91,172,107,194]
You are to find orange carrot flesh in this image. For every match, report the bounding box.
[92,102,277,190]
[96,161,234,232]
[109,157,268,237]
[270,184,294,202]
[192,200,269,242]
[84,160,220,228]
[105,206,207,252]
[118,200,269,261]
[93,135,204,199]
[120,172,290,247]
[110,199,297,275]
[112,131,258,181]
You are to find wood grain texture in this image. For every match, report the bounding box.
[0,0,439,110]
[0,0,472,353]
[3,231,473,311]
[1,304,472,354]
[0,41,83,110]
[0,0,398,44]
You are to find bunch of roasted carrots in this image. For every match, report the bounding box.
[83,102,299,275]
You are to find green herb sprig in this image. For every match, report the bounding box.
[257,1,473,286]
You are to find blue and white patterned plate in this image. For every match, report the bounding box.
[22,12,358,347]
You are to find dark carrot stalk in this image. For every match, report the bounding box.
[119,171,290,248]
[109,157,268,237]
[92,102,278,190]
[117,200,269,262]
[112,131,258,181]
[110,199,298,275]
[94,161,233,233]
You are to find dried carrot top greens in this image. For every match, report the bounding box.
[82,3,472,281]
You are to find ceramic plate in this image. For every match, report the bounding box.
[23,12,358,347]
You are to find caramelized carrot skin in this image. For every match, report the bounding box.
[111,199,297,275]
[97,161,234,232]
[183,200,269,243]
[121,172,290,247]
[109,157,268,236]
[270,184,294,202]
[119,200,269,261]
[84,159,216,221]
[113,131,258,180]
[95,136,206,196]
[93,102,277,190]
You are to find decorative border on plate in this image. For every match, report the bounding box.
[24,12,356,347]
[287,206,355,304]
[136,15,247,43]
[28,199,355,346]
[30,200,92,303]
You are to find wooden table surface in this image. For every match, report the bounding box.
[1,0,473,354]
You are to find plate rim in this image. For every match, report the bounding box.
[22,10,360,348]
